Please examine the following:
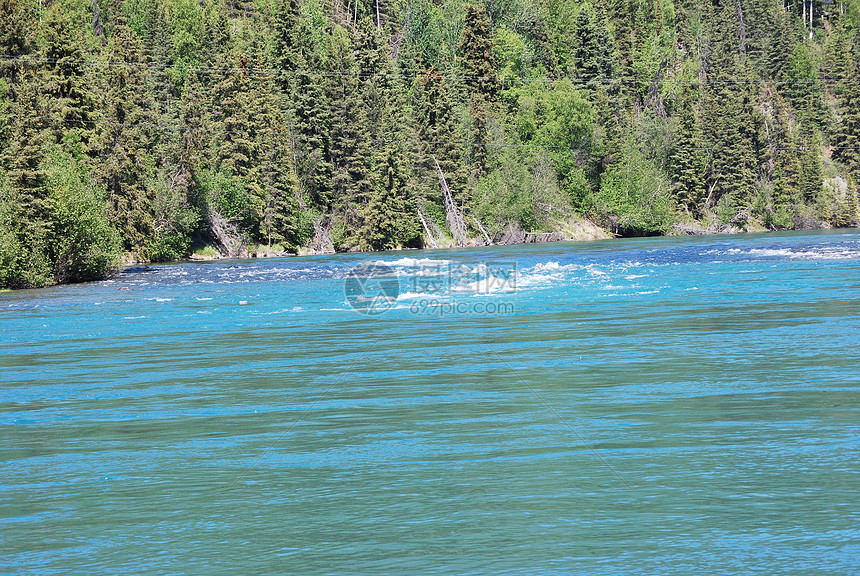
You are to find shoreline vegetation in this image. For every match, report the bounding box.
[2,0,860,289]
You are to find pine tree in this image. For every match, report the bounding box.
[461,5,498,101]
[606,0,633,75]
[833,56,860,176]
[670,83,707,215]
[766,88,803,218]
[461,5,499,181]
[2,68,53,287]
[91,16,158,255]
[574,8,601,80]
[702,1,765,218]
[351,18,393,246]
[797,128,823,203]
[145,3,176,122]
[0,80,10,161]
[42,4,95,148]
[273,0,304,71]
[327,25,363,229]
[573,7,615,82]
[767,7,794,82]
[785,43,828,130]
[413,66,465,204]
[4,70,49,229]
[199,0,230,88]
[0,0,33,85]
[246,45,303,249]
[274,2,332,210]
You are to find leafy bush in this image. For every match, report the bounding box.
[591,142,673,236]
[44,149,123,283]
[148,173,200,261]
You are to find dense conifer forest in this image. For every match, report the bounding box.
[1,0,859,288]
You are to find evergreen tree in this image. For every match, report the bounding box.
[461,5,499,180]
[702,1,765,218]
[0,0,33,85]
[274,2,332,210]
[833,55,860,176]
[461,5,498,100]
[766,88,803,221]
[42,4,95,148]
[797,128,823,203]
[767,7,794,82]
[573,7,615,82]
[91,15,158,256]
[413,66,465,204]
[670,83,707,215]
[2,70,52,287]
[198,0,230,88]
[574,8,601,80]
[785,43,828,129]
[326,24,363,230]
[0,80,10,161]
[4,71,49,228]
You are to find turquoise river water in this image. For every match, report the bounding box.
[1,230,859,574]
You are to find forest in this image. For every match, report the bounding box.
[1,0,859,288]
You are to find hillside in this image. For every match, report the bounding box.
[1,0,859,287]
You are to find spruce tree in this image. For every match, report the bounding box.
[702,0,765,218]
[0,0,33,85]
[199,0,230,88]
[274,3,332,210]
[42,4,95,149]
[833,56,860,176]
[670,83,707,216]
[4,70,49,231]
[91,15,158,255]
[767,89,803,219]
[461,5,498,101]
[413,66,464,204]
[461,5,499,181]
[327,25,363,229]
[2,69,53,287]
[767,8,794,82]
[574,8,601,80]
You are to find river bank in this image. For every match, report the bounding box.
[177,215,848,264]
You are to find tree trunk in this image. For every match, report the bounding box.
[433,155,467,247]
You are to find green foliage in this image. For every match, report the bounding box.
[592,140,673,236]
[670,83,706,216]
[461,5,498,100]
[147,172,199,261]
[473,149,570,236]
[474,161,538,235]
[509,79,596,206]
[44,148,122,282]
[1,0,857,288]
[0,172,53,288]
[494,25,529,82]
[572,7,614,80]
[785,43,828,129]
[198,168,251,223]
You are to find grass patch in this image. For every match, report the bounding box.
[193,245,219,258]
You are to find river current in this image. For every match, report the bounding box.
[2,230,858,574]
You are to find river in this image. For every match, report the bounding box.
[2,230,858,574]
